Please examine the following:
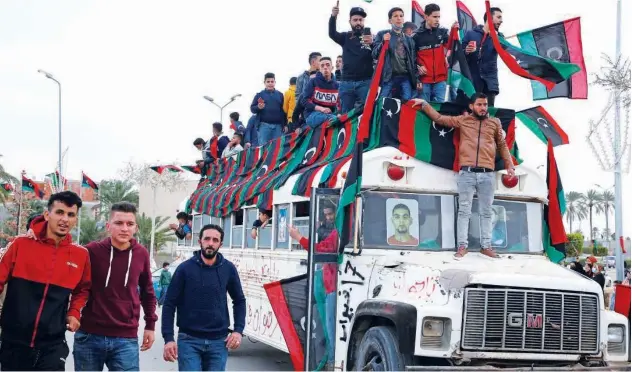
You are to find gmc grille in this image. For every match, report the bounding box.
[462,287,599,354]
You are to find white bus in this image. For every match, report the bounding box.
[175,146,629,370]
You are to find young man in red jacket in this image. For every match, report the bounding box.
[73,202,158,371]
[0,191,91,371]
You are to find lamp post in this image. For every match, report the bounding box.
[612,0,625,281]
[38,70,62,186]
[203,94,241,126]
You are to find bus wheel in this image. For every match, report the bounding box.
[354,326,410,371]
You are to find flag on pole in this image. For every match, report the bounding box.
[447,25,476,105]
[517,17,587,100]
[412,0,426,28]
[1,183,13,192]
[456,1,477,40]
[543,139,567,263]
[22,176,44,199]
[81,172,99,191]
[516,106,569,146]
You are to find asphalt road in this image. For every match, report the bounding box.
[64,315,292,371]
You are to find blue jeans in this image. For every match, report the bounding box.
[306,111,337,129]
[325,292,336,363]
[339,79,371,113]
[257,122,283,146]
[158,285,168,305]
[178,333,228,371]
[73,330,139,371]
[419,81,447,102]
[456,171,495,248]
[379,76,413,101]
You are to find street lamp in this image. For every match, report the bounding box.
[203,94,241,127]
[38,69,62,189]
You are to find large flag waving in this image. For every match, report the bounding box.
[517,17,587,100]
[543,139,567,263]
[412,0,425,28]
[81,172,99,191]
[516,106,569,146]
[456,1,477,40]
[22,176,44,199]
[447,25,476,106]
[485,1,581,91]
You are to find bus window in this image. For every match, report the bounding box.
[232,210,244,248]
[210,217,221,226]
[294,201,310,217]
[202,214,211,226]
[362,191,446,250]
[465,199,542,253]
[259,223,272,249]
[192,215,203,244]
[275,204,290,249]
[316,197,338,243]
[292,201,310,250]
[222,217,231,246]
[245,208,258,248]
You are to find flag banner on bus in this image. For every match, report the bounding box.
[376,98,521,172]
[485,1,581,91]
[22,176,44,199]
[456,1,477,40]
[180,165,202,174]
[81,172,99,191]
[412,0,425,28]
[1,183,13,192]
[543,139,567,263]
[517,17,587,100]
[150,165,182,174]
[516,106,569,146]
[447,25,476,106]
[292,155,352,197]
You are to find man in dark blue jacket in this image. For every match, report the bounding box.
[329,5,374,114]
[243,115,259,149]
[162,224,246,371]
[250,72,287,145]
[461,7,503,106]
[373,7,418,101]
[300,57,340,132]
[211,123,230,158]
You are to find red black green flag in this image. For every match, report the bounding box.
[543,139,567,263]
[81,172,99,191]
[456,1,477,40]
[1,183,13,192]
[447,25,476,106]
[517,17,587,100]
[412,0,425,28]
[22,176,44,199]
[150,165,182,174]
[485,1,581,91]
[516,106,569,147]
[181,165,202,174]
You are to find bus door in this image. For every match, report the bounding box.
[304,188,340,371]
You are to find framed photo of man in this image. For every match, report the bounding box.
[385,198,420,247]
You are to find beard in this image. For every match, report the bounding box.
[201,246,218,259]
[352,25,363,35]
[472,111,488,120]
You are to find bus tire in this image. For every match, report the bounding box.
[354,326,411,371]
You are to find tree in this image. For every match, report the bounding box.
[77,216,105,245]
[99,180,139,219]
[135,213,176,254]
[600,190,615,241]
[0,155,17,205]
[592,54,631,109]
[584,189,603,240]
[564,191,587,233]
[566,232,584,258]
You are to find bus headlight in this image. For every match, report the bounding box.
[421,317,451,350]
[422,318,445,337]
[608,325,624,343]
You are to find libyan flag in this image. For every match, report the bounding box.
[516,106,569,147]
[456,1,477,40]
[485,1,581,91]
[22,176,44,199]
[150,165,182,174]
[447,25,476,107]
[81,172,99,191]
[543,139,567,263]
[517,17,587,100]
[411,0,425,28]
[375,98,521,172]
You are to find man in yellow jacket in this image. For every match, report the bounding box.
[283,77,297,126]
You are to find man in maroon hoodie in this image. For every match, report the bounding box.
[73,202,158,371]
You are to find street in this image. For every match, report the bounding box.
[64,315,292,371]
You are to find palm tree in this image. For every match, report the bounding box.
[600,190,615,241]
[77,216,105,245]
[584,189,603,240]
[99,180,139,219]
[136,213,176,253]
[564,191,587,233]
[0,155,18,205]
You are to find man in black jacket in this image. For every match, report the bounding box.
[329,3,374,113]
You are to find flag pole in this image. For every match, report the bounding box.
[16,170,25,236]
[77,171,83,244]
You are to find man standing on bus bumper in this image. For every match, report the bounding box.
[162,224,246,371]
[412,93,515,258]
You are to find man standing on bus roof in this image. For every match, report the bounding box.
[411,93,515,258]
[162,224,246,371]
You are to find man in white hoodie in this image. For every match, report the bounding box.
[222,133,244,158]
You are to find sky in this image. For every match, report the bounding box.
[0,0,630,237]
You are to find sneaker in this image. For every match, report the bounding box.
[480,247,499,258]
[454,246,468,258]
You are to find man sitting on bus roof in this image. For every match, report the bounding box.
[298,57,340,134]
[411,93,515,258]
[250,208,272,239]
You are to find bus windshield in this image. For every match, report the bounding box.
[361,191,543,254]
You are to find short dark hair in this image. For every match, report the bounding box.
[470,92,488,103]
[200,224,224,243]
[212,122,223,132]
[388,7,404,19]
[176,211,189,221]
[26,214,40,230]
[111,201,137,215]
[193,138,205,146]
[229,112,239,121]
[337,55,342,59]
[163,262,170,268]
[259,208,272,217]
[308,52,322,64]
[424,3,440,16]
[47,191,82,211]
[289,77,297,85]
[264,72,275,80]
[392,203,411,216]
[320,57,332,63]
[483,7,502,22]
[233,132,243,141]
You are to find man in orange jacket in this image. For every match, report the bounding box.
[0,191,91,371]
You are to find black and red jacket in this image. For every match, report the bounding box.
[412,22,450,84]
[0,216,91,347]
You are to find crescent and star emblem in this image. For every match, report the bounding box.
[432,121,453,137]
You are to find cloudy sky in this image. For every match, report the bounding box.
[0,0,630,237]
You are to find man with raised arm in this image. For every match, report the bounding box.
[411,93,515,258]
